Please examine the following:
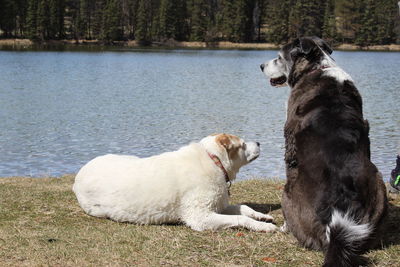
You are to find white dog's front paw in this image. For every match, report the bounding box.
[255,222,278,232]
[253,212,274,223]
[260,214,274,222]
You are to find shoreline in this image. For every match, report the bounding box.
[1,38,400,51]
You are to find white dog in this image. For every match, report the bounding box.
[73,133,277,232]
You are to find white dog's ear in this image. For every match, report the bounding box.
[216,134,233,150]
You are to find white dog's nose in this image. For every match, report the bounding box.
[245,142,261,163]
[260,64,265,71]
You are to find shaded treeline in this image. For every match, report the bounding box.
[0,0,399,45]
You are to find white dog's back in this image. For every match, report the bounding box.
[73,144,222,224]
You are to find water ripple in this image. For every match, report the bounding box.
[0,50,399,180]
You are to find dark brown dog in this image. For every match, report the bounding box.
[261,37,387,267]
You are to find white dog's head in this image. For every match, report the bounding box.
[260,36,333,87]
[200,133,260,180]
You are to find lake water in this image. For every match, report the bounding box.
[0,48,399,180]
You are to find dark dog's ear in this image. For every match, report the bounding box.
[311,36,333,55]
[290,37,314,60]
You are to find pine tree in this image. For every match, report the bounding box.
[305,0,324,36]
[221,0,235,40]
[26,0,38,39]
[375,0,397,44]
[288,0,305,38]
[79,0,96,39]
[355,0,378,46]
[253,0,264,41]
[231,0,253,42]
[49,0,57,38]
[57,0,65,38]
[173,0,188,40]
[266,0,289,44]
[48,0,64,39]
[135,0,149,43]
[37,0,50,40]
[288,0,324,39]
[157,0,188,41]
[188,0,208,41]
[125,0,138,39]
[0,0,18,37]
[92,0,106,40]
[158,0,172,40]
[12,0,28,37]
[151,6,160,40]
[64,0,81,41]
[396,0,400,44]
[334,0,364,43]
[103,0,122,41]
[322,0,337,42]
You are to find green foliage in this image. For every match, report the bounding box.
[79,0,96,39]
[355,0,378,46]
[1,0,399,46]
[157,0,187,41]
[220,0,256,42]
[135,0,149,43]
[374,0,398,44]
[265,0,290,44]
[0,0,18,37]
[49,0,65,39]
[102,0,122,41]
[334,0,364,42]
[37,0,50,40]
[288,0,324,39]
[158,0,172,40]
[91,0,106,40]
[188,0,208,41]
[220,0,235,40]
[26,0,38,39]
[322,0,337,42]
[233,0,254,42]
[351,0,398,46]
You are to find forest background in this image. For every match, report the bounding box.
[0,0,400,46]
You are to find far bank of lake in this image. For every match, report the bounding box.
[1,38,400,52]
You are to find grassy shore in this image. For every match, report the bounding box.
[0,176,399,266]
[1,39,400,51]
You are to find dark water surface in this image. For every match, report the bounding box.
[0,49,399,180]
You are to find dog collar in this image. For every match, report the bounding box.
[309,65,330,75]
[207,152,231,185]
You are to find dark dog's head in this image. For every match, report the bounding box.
[260,37,333,87]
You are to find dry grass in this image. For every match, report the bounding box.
[0,176,399,266]
[0,39,33,46]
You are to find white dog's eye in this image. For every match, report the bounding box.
[278,55,282,60]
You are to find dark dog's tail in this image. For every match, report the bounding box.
[323,210,371,267]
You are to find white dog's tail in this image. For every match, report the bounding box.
[323,210,371,267]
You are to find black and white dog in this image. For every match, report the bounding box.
[261,37,387,267]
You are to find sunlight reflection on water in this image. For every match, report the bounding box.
[0,49,399,180]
